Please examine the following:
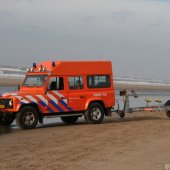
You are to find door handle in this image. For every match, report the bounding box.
[80,96,85,99]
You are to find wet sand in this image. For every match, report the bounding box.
[0,77,23,86]
[0,111,170,170]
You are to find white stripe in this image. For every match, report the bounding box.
[63,99,67,104]
[53,91,64,98]
[15,96,29,104]
[47,93,58,104]
[36,95,47,104]
[26,95,38,104]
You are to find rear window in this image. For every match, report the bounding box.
[87,75,111,88]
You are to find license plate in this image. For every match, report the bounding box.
[0,105,5,109]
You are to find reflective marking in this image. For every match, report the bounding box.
[53,91,64,98]
[49,100,64,112]
[15,96,29,104]
[39,101,54,113]
[47,93,58,104]
[37,95,47,105]
[59,100,73,111]
[26,95,38,103]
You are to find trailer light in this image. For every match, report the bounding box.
[52,61,56,67]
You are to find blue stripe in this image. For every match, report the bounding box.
[49,100,64,112]
[20,101,36,105]
[39,101,54,113]
[20,102,25,105]
[59,100,73,111]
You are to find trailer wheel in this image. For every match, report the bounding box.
[165,110,170,118]
[60,116,79,124]
[0,115,15,126]
[119,112,125,118]
[16,106,38,129]
[85,103,104,124]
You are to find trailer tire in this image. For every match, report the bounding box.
[0,115,15,126]
[166,110,170,118]
[85,103,104,124]
[16,106,38,129]
[60,116,79,124]
[119,112,125,118]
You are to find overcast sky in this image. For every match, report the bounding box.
[0,0,170,79]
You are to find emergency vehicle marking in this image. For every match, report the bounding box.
[26,95,38,103]
[15,96,29,104]
[53,91,64,98]
[39,100,54,113]
[59,100,73,111]
[47,93,58,104]
[13,92,73,113]
[36,95,47,105]
[49,100,64,112]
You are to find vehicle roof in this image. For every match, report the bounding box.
[32,61,113,75]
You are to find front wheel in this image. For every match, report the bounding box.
[84,103,105,124]
[16,106,38,129]
[0,114,15,126]
[60,116,79,124]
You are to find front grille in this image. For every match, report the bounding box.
[0,99,13,109]
[0,99,5,105]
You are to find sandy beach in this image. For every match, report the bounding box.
[1,78,170,170]
[0,111,170,170]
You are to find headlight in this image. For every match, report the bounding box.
[0,99,13,109]
[9,100,13,107]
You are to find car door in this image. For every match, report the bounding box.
[46,76,72,113]
[67,76,86,111]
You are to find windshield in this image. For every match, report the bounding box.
[23,75,47,87]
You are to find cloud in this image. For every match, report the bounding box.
[83,15,98,22]
[111,9,135,21]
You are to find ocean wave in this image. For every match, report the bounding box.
[0,66,170,86]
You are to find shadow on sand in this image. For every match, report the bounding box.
[0,126,12,135]
[0,115,168,133]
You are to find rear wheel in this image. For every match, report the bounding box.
[60,116,79,124]
[0,114,15,126]
[16,106,38,129]
[85,103,105,124]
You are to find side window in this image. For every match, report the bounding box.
[87,75,111,88]
[69,76,83,90]
[48,77,64,90]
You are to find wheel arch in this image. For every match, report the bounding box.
[18,103,43,123]
[85,99,105,110]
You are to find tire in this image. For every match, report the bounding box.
[60,116,79,124]
[166,110,170,118]
[85,103,105,124]
[0,114,15,126]
[119,112,125,118]
[16,106,38,129]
